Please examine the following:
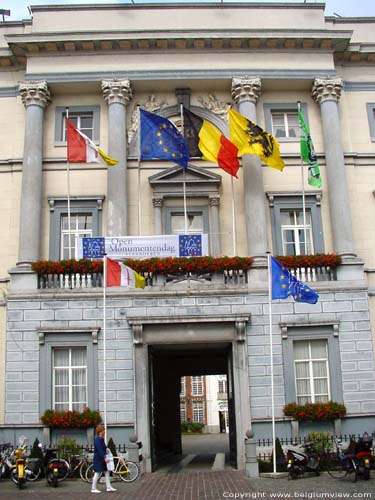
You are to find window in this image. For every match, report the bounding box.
[192,401,204,423]
[171,212,203,234]
[180,401,186,422]
[55,106,100,145]
[282,323,343,405]
[281,210,314,255]
[180,377,185,397]
[271,111,299,139]
[294,339,330,404]
[53,347,87,411]
[267,193,324,256]
[39,329,99,414]
[60,213,93,260]
[191,376,203,396]
[48,197,104,260]
[264,103,308,142]
[164,208,208,236]
[218,379,227,395]
[366,103,375,142]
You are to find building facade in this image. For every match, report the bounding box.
[1,2,375,473]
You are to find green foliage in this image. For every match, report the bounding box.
[107,437,116,457]
[29,438,44,459]
[269,437,287,471]
[283,401,346,421]
[40,407,102,428]
[180,422,205,433]
[306,431,331,452]
[56,436,81,459]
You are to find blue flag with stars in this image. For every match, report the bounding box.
[140,109,190,168]
[179,234,202,256]
[82,237,105,258]
[271,256,319,304]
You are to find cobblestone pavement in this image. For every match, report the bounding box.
[0,471,374,500]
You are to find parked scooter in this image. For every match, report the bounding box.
[10,437,29,489]
[286,441,321,479]
[353,432,372,481]
[39,443,66,487]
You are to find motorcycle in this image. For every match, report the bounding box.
[286,441,321,479]
[39,443,67,487]
[10,437,29,489]
[353,432,372,481]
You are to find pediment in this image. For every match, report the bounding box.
[149,164,221,197]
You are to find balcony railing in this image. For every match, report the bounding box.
[36,265,336,290]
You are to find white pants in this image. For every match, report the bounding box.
[92,471,111,490]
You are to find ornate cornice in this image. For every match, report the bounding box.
[312,77,343,104]
[18,80,51,108]
[231,76,261,104]
[102,79,133,106]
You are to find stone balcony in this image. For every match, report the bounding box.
[35,265,337,290]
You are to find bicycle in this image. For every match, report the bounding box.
[86,454,139,483]
[64,450,93,482]
[326,438,358,482]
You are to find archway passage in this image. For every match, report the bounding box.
[148,343,237,472]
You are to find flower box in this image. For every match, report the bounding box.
[283,401,346,422]
[41,407,102,428]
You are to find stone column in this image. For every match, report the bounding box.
[231,77,267,262]
[102,79,133,236]
[152,196,163,235]
[17,81,51,265]
[312,77,356,260]
[209,194,221,256]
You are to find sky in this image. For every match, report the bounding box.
[2,0,375,22]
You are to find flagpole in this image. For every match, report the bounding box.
[267,252,277,474]
[103,255,107,435]
[231,176,237,255]
[297,102,308,256]
[65,107,72,259]
[137,105,142,236]
[180,104,188,234]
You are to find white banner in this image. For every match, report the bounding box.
[81,234,209,259]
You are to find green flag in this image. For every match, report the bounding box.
[298,106,322,188]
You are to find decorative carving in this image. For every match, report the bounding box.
[231,77,261,104]
[18,80,51,109]
[132,323,143,345]
[208,194,220,207]
[235,320,246,342]
[152,196,163,208]
[197,94,230,119]
[312,77,343,104]
[101,79,133,105]
[128,95,169,143]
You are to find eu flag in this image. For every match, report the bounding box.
[179,234,202,256]
[140,109,190,168]
[271,256,319,304]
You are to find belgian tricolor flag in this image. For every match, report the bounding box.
[183,107,240,178]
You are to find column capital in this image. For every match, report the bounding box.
[102,79,133,105]
[312,77,343,104]
[231,77,261,104]
[152,196,163,208]
[208,194,220,206]
[18,80,51,108]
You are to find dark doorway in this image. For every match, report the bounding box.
[148,343,237,472]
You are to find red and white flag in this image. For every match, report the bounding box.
[106,258,145,289]
[66,118,118,166]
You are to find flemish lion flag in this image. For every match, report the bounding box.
[183,107,240,178]
[298,105,322,188]
[66,118,118,166]
[106,258,145,289]
[229,108,285,171]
